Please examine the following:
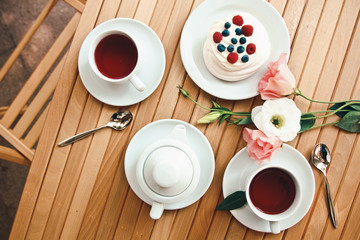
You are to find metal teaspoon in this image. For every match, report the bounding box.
[58,110,133,147]
[311,143,338,228]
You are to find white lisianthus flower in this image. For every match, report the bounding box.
[251,98,301,142]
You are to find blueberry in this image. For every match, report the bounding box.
[222,29,230,37]
[235,28,242,35]
[237,46,245,53]
[231,38,238,44]
[241,55,249,62]
[224,22,231,29]
[240,37,246,44]
[217,44,226,52]
[227,45,234,52]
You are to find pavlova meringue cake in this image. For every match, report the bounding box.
[203,13,270,81]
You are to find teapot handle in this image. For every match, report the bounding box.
[150,201,164,219]
[168,124,189,144]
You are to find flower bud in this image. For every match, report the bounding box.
[197,111,222,124]
[178,86,189,97]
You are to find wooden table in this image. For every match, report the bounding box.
[10,0,360,239]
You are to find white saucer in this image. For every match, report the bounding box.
[180,0,290,100]
[78,18,165,106]
[125,119,215,210]
[223,144,315,233]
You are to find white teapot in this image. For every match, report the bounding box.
[136,124,200,219]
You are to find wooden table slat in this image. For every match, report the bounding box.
[9,0,104,238]
[341,183,360,240]
[7,0,360,239]
[322,135,360,239]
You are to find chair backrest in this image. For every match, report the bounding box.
[0,0,85,166]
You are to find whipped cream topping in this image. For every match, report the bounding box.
[203,13,270,81]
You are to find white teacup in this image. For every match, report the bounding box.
[244,163,302,234]
[88,29,146,92]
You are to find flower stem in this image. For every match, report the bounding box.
[178,86,212,111]
[223,111,251,116]
[178,86,251,116]
[294,88,360,104]
[301,102,354,120]
[303,109,348,115]
[298,121,339,133]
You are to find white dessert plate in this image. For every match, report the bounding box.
[78,18,165,106]
[223,144,315,233]
[180,0,290,100]
[125,119,215,210]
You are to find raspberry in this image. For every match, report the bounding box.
[232,15,244,26]
[246,43,256,54]
[242,25,253,36]
[227,52,238,64]
[213,32,222,43]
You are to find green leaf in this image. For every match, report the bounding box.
[329,102,360,117]
[236,116,253,125]
[349,103,360,111]
[336,111,360,132]
[300,113,316,132]
[329,102,346,110]
[219,114,230,126]
[211,99,221,108]
[227,117,252,126]
[226,120,237,125]
[216,191,247,211]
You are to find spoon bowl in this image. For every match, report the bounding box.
[311,143,330,173]
[58,110,133,147]
[109,111,133,130]
[311,143,337,228]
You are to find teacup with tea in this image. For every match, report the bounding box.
[88,29,146,92]
[245,164,302,234]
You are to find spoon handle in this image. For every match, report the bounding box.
[324,176,337,228]
[58,125,108,147]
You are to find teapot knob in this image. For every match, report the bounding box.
[152,160,179,188]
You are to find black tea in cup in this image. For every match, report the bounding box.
[249,167,296,215]
[94,34,138,79]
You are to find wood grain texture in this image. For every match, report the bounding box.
[0,124,34,160]
[9,0,360,239]
[11,55,66,138]
[64,0,85,12]
[0,146,30,166]
[22,104,49,148]
[9,0,103,238]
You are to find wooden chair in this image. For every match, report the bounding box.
[0,0,85,166]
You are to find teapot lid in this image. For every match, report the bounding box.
[143,146,193,197]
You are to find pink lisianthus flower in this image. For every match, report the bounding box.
[258,53,296,100]
[243,128,282,164]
